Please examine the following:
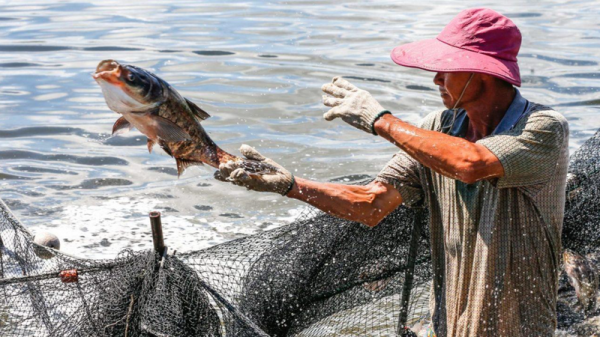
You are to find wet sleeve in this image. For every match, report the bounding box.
[375,150,423,207]
[477,111,568,192]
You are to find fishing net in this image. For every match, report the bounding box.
[556,129,600,335]
[0,192,430,336]
[1,128,600,336]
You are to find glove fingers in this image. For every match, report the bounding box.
[239,144,265,161]
[218,160,239,179]
[323,106,343,121]
[229,168,251,184]
[322,95,343,107]
[321,83,349,98]
[332,77,357,91]
[213,170,228,182]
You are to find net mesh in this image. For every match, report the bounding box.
[1,129,600,336]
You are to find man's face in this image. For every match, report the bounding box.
[433,72,479,109]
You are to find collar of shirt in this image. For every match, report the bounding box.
[447,89,530,137]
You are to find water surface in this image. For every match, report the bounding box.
[0,0,599,258]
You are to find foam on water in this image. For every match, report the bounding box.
[0,1,598,276]
[26,194,295,259]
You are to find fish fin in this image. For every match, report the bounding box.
[147,139,155,153]
[185,98,211,121]
[158,140,173,157]
[175,157,202,177]
[148,115,192,142]
[112,116,132,135]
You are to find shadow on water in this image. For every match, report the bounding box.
[0,150,128,166]
[48,178,133,190]
[194,205,213,211]
[147,167,178,176]
[0,45,73,52]
[555,99,600,107]
[556,73,600,79]
[343,76,391,83]
[0,45,145,53]
[504,12,543,18]
[219,212,243,218]
[12,166,78,175]
[0,62,46,68]
[193,50,235,56]
[521,53,598,66]
[82,47,144,52]
[0,127,85,138]
[0,173,32,180]
[406,85,435,92]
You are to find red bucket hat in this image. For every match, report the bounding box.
[391,8,522,86]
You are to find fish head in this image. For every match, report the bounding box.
[93,60,165,114]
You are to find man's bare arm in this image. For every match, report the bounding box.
[321,77,504,184]
[286,177,403,227]
[373,114,504,184]
[217,146,404,227]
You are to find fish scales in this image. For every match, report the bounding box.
[93,59,277,177]
[156,91,222,165]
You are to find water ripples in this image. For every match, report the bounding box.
[0,0,598,258]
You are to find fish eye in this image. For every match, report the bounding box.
[126,72,135,82]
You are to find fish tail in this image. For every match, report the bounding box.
[215,146,238,166]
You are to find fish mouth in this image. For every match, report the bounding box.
[93,59,123,85]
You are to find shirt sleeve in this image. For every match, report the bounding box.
[477,110,568,191]
[375,150,423,207]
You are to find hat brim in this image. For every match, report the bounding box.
[391,38,521,87]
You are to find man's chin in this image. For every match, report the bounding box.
[441,99,453,110]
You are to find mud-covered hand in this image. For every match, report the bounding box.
[321,76,390,135]
[215,145,295,195]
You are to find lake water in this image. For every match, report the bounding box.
[0,0,599,259]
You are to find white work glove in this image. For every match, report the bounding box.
[321,76,391,135]
[215,145,295,196]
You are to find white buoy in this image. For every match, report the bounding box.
[33,232,60,259]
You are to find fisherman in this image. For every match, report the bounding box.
[217,8,569,337]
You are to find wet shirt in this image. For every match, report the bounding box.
[375,91,569,337]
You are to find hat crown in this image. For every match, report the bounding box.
[437,8,521,62]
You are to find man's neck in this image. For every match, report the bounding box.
[464,87,516,142]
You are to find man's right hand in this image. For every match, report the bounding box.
[215,145,295,196]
